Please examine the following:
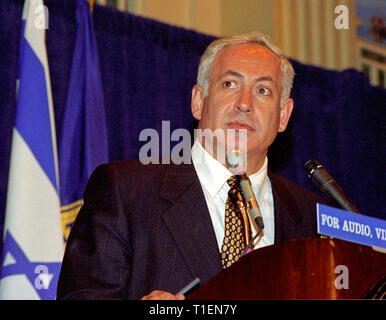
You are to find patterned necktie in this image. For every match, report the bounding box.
[220,176,252,269]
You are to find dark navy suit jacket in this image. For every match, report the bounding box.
[57,159,326,300]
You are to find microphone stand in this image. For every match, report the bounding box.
[242,225,263,256]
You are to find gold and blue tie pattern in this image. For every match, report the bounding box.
[220,176,251,269]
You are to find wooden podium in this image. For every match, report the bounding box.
[188,238,386,299]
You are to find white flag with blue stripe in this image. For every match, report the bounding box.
[0,0,64,300]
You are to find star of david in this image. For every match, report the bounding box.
[0,231,61,300]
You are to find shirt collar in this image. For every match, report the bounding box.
[191,139,269,200]
[249,156,269,204]
[192,139,231,198]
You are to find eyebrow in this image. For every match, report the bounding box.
[219,70,273,83]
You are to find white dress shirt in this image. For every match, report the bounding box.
[191,139,275,252]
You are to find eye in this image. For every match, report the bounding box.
[258,87,271,96]
[222,81,236,89]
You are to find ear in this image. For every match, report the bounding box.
[191,85,204,120]
[278,97,294,132]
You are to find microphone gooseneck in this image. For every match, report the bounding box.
[238,174,265,230]
[226,150,265,255]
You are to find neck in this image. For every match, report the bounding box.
[243,152,266,176]
[197,138,266,176]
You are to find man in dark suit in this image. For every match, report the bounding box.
[57,32,326,300]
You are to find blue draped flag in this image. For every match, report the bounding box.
[59,0,108,241]
[0,0,64,299]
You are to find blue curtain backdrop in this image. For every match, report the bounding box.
[0,0,385,256]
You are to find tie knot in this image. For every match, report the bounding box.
[226,175,238,188]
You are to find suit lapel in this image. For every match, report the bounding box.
[269,171,303,242]
[160,163,222,283]
[159,166,304,279]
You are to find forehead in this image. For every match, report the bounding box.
[211,43,282,79]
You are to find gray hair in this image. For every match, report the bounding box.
[197,32,295,107]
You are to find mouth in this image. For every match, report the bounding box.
[227,120,255,131]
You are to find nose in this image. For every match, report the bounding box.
[235,88,253,113]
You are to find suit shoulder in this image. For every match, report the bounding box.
[269,172,328,240]
[94,159,169,178]
[269,172,327,205]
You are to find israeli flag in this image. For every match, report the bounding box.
[0,0,64,300]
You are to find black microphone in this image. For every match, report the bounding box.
[304,159,360,213]
[226,150,265,230]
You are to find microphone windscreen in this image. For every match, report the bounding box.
[226,149,246,175]
[304,159,322,178]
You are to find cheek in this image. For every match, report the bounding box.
[255,104,279,124]
[200,102,221,130]
[251,108,281,141]
[205,98,231,122]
